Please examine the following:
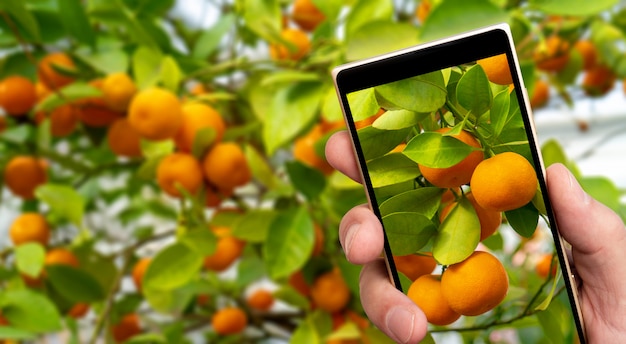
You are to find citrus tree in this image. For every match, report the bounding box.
[0,0,625,343]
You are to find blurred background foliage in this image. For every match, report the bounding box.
[0,0,625,343]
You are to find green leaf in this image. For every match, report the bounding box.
[373,109,428,130]
[179,227,217,256]
[193,13,235,59]
[3,0,41,42]
[159,56,182,92]
[286,161,326,200]
[529,0,618,16]
[47,265,106,302]
[132,46,163,90]
[264,82,324,155]
[403,131,480,168]
[357,126,410,161]
[505,203,539,238]
[367,153,420,188]
[420,0,508,42]
[537,295,566,344]
[322,86,344,123]
[143,242,203,291]
[232,210,278,243]
[274,286,311,309]
[346,88,379,122]
[245,144,280,189]
[15,243,45,278]
[0,289,62,333]
[382,212,437,255]
[264,207,315,279]
[580,176,621,211]
[58,0,96,46]
[35,82,102,112]
[142,282,197,314]
[433,197,480,265]
[242,0,282,42]
[457,64,493,117]
[345,0,393,39]
[191,127,216,159]
[346,21,419,61]
[0,326,37,340]
[379,187,443,218]
[73,248,118,294]
[35,184,85,228]
[541,139,568,168]
[376,71,446,113]
[490,88,511,139]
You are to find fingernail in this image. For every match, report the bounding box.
[386,306,415,344]
[566,169,591,205]
[343,223,359,257]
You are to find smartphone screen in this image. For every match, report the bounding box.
[333,25,585,342]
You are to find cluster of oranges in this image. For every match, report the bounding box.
[269,0,326,62]
[7,212,88,318]
[395,125,540,325]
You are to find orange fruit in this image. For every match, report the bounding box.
[132,257,151,293]
[269,28,311,61]
[202,142,252,190]
[9,212,51,247]
[354,108,385,129]
[310,268,351,313]
[534,36,571,72]
[128,87,183,141]
[35,81,51,101]
[574,40,598,71]
[440,187,459,207]
[394,253,437,281]
[4,155,47,200]
[37,52,75,90]
[45,248,80,268]
[441,251,509,316]
[477,54,513,85]
[78,80,124,127]
[291,0,326,32]
[107,118,143,158]
[175,102,225,152]
[407,274,461,326]
[156,153,204,198]
[101,72,137,112]
[0,76,37,116]
[111,313,141,343]
[246,289,274,311]
[440,193,502,241]
[415,0,432,23]
[418,128,483,188]
[470,152,537,212]
[67,303,89,318]
[203,235,246,272]
[49,104,80,137]
[211,307,248,335]
[530,79,550,109]
[293,123,334,174]
[536,253,557,278]
[289,271,311,296]
[582,65,616,97]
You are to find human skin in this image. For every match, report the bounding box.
[325,130,626,343]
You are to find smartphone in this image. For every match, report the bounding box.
[332,23,585,342]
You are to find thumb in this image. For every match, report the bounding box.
[546,163,626,282]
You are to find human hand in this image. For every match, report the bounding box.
[325,130,428,343]
[325,130,626,343]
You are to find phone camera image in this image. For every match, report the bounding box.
[335,25,585,343]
